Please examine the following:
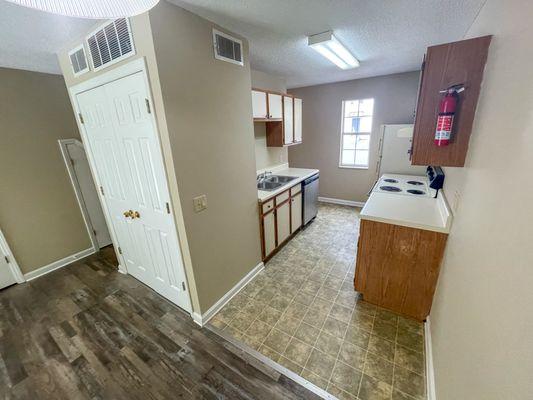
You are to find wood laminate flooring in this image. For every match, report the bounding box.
[0,247,321,400]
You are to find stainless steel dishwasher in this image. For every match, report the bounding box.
[302,173,319,225]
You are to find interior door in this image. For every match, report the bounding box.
[66,142,112,249]
[0,252,17,289]
[76,72,191,312]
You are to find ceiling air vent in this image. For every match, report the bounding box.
[213,29,243,66]
[68,45,89,76]
[86,18,135,71]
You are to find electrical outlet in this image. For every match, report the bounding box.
[452,189,461,213]
[193,195,207,213]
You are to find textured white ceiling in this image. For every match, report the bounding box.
[168,0,486,88]
[0,0,485,83]
[0,0,97,74]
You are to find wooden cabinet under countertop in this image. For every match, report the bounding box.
[259,182,303,261]
[354,219,448,321]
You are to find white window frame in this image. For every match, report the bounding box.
[212,29,244,66]
[338,98,374,169]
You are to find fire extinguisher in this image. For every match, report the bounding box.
[434,84,465,146]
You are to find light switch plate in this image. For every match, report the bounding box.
[193,195,207,213]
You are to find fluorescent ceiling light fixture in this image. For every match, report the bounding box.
[5,0,160,19]
[308,31,360,70]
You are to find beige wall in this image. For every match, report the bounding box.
[149,2,261,312]
[430,0,533,398]
[251,70,288,171]
[0,68,91,274]
[58,3,262,313]
[58,12,203,313]
[288,71,420,203]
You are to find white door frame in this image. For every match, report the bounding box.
[0,227,25,284]
[58,138,100,253]
[68,57,193,312]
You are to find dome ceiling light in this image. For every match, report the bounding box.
[5,0,160,19]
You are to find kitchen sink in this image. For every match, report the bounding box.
[265,175,296,184]
[257,181,284,191]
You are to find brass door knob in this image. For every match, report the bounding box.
[123,210,135,218]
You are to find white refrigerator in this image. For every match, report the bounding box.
[376,124,426,176]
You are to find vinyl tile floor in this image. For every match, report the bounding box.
[209,204,426,400]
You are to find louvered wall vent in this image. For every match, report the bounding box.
[86,18,135,71]
[213,29,243,66]
[68,45,89,76]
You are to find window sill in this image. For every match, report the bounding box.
[338,165,369,170]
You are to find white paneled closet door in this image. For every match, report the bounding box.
[76,72,191,312]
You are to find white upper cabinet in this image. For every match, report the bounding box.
[283,96,294,145]
[252,90,267,119]
[252,88,303,147]
[268,93,282,119]
[294,97,302,143]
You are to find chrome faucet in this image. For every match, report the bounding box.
[257,171,272,182]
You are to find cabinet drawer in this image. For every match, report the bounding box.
[290,183,301,196]
[262,199,274,214]
[276,190,290,205]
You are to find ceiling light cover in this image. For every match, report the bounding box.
[308,31,360,70]
[5,0,160,19]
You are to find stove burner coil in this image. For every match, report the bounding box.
[407,180,424,186]
[407,189,425,195]
[383,179,399,183]
[379,186,402,192]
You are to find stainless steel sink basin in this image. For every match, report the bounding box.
[257,181,284,191]
[265,175,296,184]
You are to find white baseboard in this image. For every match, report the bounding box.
[425,317,437,400]
[192,261,265,327]
[318,196,365,208]
[24,247,95,281]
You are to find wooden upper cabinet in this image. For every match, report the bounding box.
[252,90,267,119]
[283,96,294,145]
[411,36,492,167]
[294,97,302,143]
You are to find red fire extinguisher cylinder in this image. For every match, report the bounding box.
[434,90,458,146]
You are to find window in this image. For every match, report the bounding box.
[339,98,374,168]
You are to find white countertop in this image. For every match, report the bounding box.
[258,167,319,202]
[360,190,452,233]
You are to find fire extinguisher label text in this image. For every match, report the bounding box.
[436,115,453,140]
